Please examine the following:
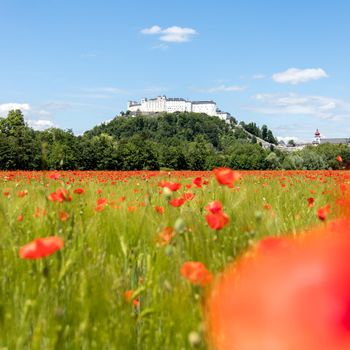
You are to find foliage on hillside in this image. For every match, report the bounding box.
[239,121,278,145]
[0,109,349,170]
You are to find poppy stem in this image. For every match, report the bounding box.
[42,259,49,278]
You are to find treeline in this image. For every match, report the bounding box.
[0,109,348,170]
[239,121,278,145]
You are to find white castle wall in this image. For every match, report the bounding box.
[127,96,229,120]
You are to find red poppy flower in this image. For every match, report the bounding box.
[206,211,230,230]
[181,261,212,287]
[193,177,203,188]
[205,200,223,214]
[96,198,107,206]
[159,181,182,191]
[48,172,61,180]
[95,198,108,212]
[169,197,186,207]
[182,192,195,201]
[48,188,72,202]
[156,227,174,246]
[155,206,165,214]
[213,168,241,187]
[263,203,272,210]
[206,219,350,350]
[307,197,315,208]
[124,290,140,307]
[337,155,343,163]
[19,236,64,259]
[17,190,28,198]
[340,184,347,194]
[73,188,85,195]
[58,211,70,222]
[317,204,330,221]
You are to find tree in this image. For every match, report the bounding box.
[0,110,41,169]
[185,135,214,170]
[261,125,268,140]
[266,152,281,169]
[287,139,296,147]
[266,130,278,145]
[300,151,326,170]
[282,154,304,170]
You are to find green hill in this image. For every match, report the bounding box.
[1,109,347,170]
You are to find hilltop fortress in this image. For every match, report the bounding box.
[127,95,231,121]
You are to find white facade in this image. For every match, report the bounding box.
[127,96,230,120]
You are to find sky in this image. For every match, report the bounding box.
[1,0,350,142]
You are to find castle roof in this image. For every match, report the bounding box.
[192,101,215,105]
[320,138,350,145]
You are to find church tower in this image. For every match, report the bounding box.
[313,129,321,144]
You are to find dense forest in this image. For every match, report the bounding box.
[0,109,349,170]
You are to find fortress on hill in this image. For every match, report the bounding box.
[127,96,231,121]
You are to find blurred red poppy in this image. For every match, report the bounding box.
[156,227,174,246]
[59,211,70,222]
[19,236,64,259]
[169,198,186,207]
[307,197,315,208]
[48,188,72,202]
[124,290,140,307]
[17,190,28,198]
[193,177,203,188]
[206,219,350,350]
[48,172,61,180]
[206,211,229,230]
[154,205,165,214]
[159,181,181,191]
[182,192,195,201]
[317,204,330,221]
[73,188,85,195]
[205,200,223,214]
[213,168,241,187]
[181,261,212,287]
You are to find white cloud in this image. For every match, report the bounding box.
[141,25,162,35]
[277,136,305,144]
[0,102,59,130]
[151,43,169,50]
[248,93,350,121]
[38,109,51,116]
[272,68,328,84]
[0,103,31,116]
[141,25,197,43]
[43,102,73,111]
[252,74,266,80]
[194,84,245,93]
[27,119,56,130]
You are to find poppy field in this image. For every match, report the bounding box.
[0,169,349,349]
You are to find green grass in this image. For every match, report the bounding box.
[0,170,343,349]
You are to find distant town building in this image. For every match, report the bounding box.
[127,96,231,121]
[312,129,350,146]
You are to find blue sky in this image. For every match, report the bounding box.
[1,0,349,141]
